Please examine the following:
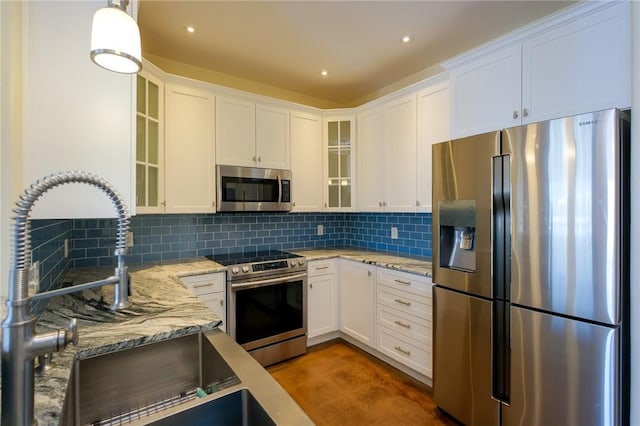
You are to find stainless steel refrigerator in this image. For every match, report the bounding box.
[431,108,630,426]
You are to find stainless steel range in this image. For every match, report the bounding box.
[206,250,307,366]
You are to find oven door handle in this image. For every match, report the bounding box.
[230,272,308,290]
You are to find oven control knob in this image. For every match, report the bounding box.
[289,260,297,267]
[242,265,250,273]
[231,266,240,274]
[298,259,305,267]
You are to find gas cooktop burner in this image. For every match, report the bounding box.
[205,250,306,281]
[205,250,301,266]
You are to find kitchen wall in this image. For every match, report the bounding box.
[31,212,432,279]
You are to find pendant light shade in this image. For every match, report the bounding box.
[90,1,142,74]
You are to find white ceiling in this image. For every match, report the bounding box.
[138,1,576,108]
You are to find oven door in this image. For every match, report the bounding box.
[217,165,292,212]
[229,272,307,351]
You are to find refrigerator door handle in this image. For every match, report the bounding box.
[491,154,511,405]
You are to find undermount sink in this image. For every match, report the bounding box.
[147,388,276,426]
[60,332,273,425]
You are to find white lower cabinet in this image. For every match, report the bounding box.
[339,260,376,347]
[307,259,339,338]
[375,268,433,378]
[180,273,226,332]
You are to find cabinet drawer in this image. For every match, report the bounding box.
[377,304,431,347]
[307,259,336,277]
[377,326,432,377]
[180,273,225,295]
[377,286,432,321]
[377,268,431,297]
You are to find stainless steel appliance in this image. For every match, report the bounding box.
[207,251,307,366]
[216,165,292,212]
[432,109,630,426]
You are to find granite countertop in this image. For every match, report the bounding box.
[2,248,429,425]
[5,259,227,426]
[290,247,433,277]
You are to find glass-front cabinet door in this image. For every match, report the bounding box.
[136,71,164,213]
[324,117,355,210]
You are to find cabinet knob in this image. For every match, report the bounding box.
[368,271,372,277]
[219,299,223,306]
[513,110,519,119]
[309,283,313,289]
[382,201,387,207]
[523,108,529,118]
[258,156,262,162]
[416,200,420,207]
[292,201,296,207]
[252,156,257,162]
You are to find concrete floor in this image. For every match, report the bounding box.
[267,340,460,425]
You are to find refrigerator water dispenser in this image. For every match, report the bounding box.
[438,200,476,272]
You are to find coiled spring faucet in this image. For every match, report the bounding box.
[1,171,131,426]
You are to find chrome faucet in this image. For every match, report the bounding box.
[1,171,131,426]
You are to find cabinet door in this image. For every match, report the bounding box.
[135,71,164,214]
[357,107,385,211]
[308,273,339,338]
[164,83,216,213]
[215,96,256,167]
[324,117,355,210]
[291,111,324,212]
[417,80,450,213]
[450,44,522,138]
[521,2,631,124]
[201,293,226,333]
[339,260,375,347]
[256,104,290,169]
[384,94,417,212]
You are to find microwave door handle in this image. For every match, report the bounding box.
[277,174,282,206]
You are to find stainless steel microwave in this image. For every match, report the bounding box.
[216,165,292,212]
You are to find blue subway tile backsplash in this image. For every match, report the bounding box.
[31,212,432,289]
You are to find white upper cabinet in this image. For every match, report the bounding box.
[324,116,355,210]
[383,94,417,212]
[447,1,631,138]
[416,79,450,213]
[135,71,165,214]
[357,93,417,212]
[255,104,291,170]
[357,107,385,212]
[449,45,521,137]
[164,83,216,213]
[291,110,324,212]
[520,2,631,124]
[216,96,290,169]
[23,1,135,219]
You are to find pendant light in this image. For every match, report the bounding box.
[90,0,142,74]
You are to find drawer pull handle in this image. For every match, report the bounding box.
[394,279,411,285]
[219,299,224,306]
[315,266,329,270]
[193,283,214,289]
[394,346,411,356]
[394,298,411,306]
[394,320,411,329]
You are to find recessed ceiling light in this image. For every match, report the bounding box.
[186,26,196,33]
[402,36,411,43]
[321,70,328,77]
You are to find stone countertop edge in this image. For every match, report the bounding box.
[6,259,225,426]
[290,248,433,278]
